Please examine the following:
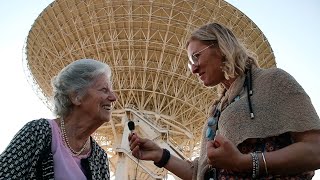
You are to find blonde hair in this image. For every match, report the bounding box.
[187,23,259,97]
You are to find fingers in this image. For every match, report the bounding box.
[129,134,142,159]
[206,135,225,166]
[129,134,140,151]
[206,138,221,151]
[207,135,242,170]
[128,132,134,142]
[213,134,225,147]
[206,140,215,149]
[131,144,141,159]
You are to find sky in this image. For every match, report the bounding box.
[0,0,319,178]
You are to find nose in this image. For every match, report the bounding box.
[191,64,199,74]
[108,91,117,102]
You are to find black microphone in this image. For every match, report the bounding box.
[128,121,135,132]
[128,121,138,180]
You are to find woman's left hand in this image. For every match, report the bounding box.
[206,134,246,172]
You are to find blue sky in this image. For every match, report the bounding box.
[0,0,319,177]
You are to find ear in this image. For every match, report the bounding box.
[70,93,81,105]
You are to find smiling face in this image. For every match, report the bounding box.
[78,73,117,123]
[187,40,226,87]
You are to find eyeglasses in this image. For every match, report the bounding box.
[188,44,214,70]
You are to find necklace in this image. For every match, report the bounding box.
[60,117,90,156]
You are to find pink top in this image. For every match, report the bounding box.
[49,119,91,180]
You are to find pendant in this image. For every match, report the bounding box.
[206,127,215,140]
[207,117,217,126]
[206,116,217,140]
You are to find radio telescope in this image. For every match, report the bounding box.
[24,0,276,179]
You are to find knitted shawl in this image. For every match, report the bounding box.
[192,67,320,180]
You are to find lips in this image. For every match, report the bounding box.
[199,72,205,80]
[102,105,112,111]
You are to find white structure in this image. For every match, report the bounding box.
[24,0,276,179]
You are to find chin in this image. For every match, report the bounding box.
[203,81,214,87]
[106,113,111,122]
[99,115,111,123]
[104,116,111,122]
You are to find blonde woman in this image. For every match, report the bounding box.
[129,23,320,179]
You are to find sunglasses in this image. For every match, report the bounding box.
[187,44,215,70]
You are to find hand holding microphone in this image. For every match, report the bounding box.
[127,121,139,179]
[128,121,141,159]
[127,121,162,162]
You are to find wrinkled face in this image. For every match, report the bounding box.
[187,40,226,87]
[79,74,117,123]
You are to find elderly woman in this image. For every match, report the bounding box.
[129,23,320,179]
[0,59,116,179]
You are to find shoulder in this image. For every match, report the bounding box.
[25,118,50,127]
[23,118,51,132]
[255,67,305,93]
[18,119,52,141]
[256,67,292,80]
[1,119,52,159]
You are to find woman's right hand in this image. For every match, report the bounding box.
[128,133,163,162]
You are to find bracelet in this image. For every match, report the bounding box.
[154,148,171,168]
[261,152,268,175]
[250,152,259,179]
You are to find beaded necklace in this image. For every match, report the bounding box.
[206,67,254,140]
[205,67,254,179]
[60,117,90,156]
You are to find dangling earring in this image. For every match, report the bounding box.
[75,97,80,104]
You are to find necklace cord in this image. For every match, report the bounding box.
[245,68,254,119]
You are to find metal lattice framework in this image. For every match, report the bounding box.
[24,0,276,179]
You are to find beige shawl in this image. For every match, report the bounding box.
[191,67,320,180]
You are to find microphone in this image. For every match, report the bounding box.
[128,121,138,180]
[128,121,135,132]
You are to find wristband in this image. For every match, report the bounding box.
[154,148,171,168]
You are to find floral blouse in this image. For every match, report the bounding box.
[216,133,314,179]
